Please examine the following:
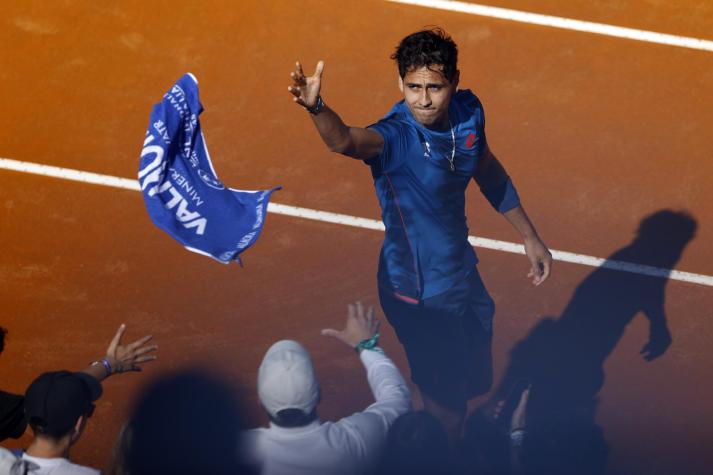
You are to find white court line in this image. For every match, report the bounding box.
[386,0,713,52]
[1,156,712,287]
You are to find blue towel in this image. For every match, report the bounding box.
[138,73,280,264]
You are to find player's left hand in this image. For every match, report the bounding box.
[524,236,552,286]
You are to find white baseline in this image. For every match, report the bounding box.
[1,157,711,287]
[386,0,713,53]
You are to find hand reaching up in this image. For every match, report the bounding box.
[321,301,380,349]
[105,324,158,373]
[288,60,325,110]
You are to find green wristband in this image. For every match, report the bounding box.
[355,333,383,354]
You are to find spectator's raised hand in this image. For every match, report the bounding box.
[321,302,380,349]
[510,386,531,433]
[288,60,324,110]
[105,324,158,374]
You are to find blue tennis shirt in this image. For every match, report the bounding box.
[366,89,520,303]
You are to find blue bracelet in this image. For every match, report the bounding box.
[355,333,384,354]
[92,358,112,376]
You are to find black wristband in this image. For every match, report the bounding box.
[306,96,325,115]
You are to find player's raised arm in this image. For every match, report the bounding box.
[288,60,384,160]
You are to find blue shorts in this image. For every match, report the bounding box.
[378,269,495,409]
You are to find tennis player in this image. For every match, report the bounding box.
[288,28,552,443]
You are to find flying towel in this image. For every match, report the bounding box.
[138,73,279,264]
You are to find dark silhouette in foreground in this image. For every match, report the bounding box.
[376,411,454,475]
[116,370,255,475]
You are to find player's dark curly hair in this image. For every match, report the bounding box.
[391,27,458,82]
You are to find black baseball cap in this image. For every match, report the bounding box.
[24,371,102,436]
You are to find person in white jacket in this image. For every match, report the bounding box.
[242,302,412,475]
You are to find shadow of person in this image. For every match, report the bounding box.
[490,209,697,475]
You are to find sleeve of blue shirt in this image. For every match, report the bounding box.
[471,95,521,213]
[365,116,409,173]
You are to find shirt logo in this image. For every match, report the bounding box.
[465,132,477,149]
[422,141,431,158]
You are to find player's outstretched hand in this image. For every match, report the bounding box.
[321,301,380,349]
[105,324,158,373]
[525,236,552,286]
[288,60,324,110]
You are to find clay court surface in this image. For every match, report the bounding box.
[1,1,712,473]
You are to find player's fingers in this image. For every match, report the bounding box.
[288,86,301,97]
[296,61,305,79]
[526,251,540,274]
[538,258,552,285]
[314,60,325,78]
[529,265,540,284]
[290,72,305,86]
[107,323,126,354]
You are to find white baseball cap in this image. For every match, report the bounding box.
[257,340,320,418]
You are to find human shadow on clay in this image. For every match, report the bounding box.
[488,209,698,475]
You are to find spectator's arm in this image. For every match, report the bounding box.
[360,350,412,421]
[320,302,412,460]
[509,387,531,474]
[331,350,412,461]
[81,324,158,382]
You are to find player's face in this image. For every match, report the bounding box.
[399,65,459,130]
